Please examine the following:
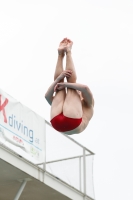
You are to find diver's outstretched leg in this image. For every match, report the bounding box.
[63,39,82,118]
[54,38,67,81]
[51,39,67,120]
[65,39,77,83]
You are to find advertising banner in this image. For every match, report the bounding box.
[0,88,45,164]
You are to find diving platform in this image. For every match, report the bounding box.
[0,88,95,200]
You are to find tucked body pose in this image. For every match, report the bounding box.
[45,38,94,135]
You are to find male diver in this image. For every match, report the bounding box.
[45,38,94,135]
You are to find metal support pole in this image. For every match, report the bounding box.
[43,120,46,171]
[14,180,27,200]
[79,157,82,191]
[83,148,86,195]
[83,196,86,200]
[43,120,46,183]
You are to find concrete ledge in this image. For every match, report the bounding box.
[0,145,93,200]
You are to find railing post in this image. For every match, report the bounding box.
[43,120,46,171]
[83,148,86,195]
[42,120,46,183]
[79,157,81,191]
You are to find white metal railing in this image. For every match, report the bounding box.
[45,120,95,199]
[0,87,95,200]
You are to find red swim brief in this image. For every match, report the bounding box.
[50,112,82,132]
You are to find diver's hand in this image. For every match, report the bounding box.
[56,70,72,82]
[54,82,66,92]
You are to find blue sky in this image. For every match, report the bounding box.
[0,0,133,199]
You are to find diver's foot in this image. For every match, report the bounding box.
[65,39,73,54]
[58,38,67,56]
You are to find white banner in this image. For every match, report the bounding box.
[0,88,45,164]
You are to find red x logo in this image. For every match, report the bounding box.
[0,95,8,123]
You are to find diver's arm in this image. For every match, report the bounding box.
[45,70,72,105]
[55,82,94,107]
[45,79,59,105]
